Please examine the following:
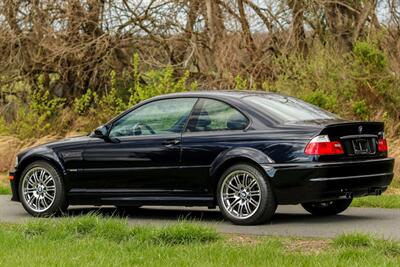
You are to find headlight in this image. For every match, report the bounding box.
[14,156,19,167]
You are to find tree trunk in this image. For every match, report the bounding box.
[287,0,306,53]
[237,0,256,52]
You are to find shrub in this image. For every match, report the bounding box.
[305,90,337,111]
[352,100,370,119]
[353,41,387,72]
[73,89,98,115]
[129,54,196,105]
[4,89,66,139]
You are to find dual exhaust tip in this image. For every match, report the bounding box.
[343,188,382,199]
[374,188,383,196]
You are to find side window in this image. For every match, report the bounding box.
[109,98,197,137]
[187,99,248,132]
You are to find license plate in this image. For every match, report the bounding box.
[352,139,371,155]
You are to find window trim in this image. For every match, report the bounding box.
[108,97,199,138]
[184,97,250,133]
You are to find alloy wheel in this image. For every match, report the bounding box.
[21,167,56,212]
[220,170,261,219]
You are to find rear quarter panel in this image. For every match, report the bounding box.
[180,127,319,195]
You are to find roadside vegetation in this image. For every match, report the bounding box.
[1,42,399,139]
[0,173,10,194]
[352,194,400,209]
[0,216,399,266]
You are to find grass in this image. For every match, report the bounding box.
[0,215,399,266]
[0,172,11,194]
[352,194,400,209]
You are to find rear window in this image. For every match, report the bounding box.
[242,94,338,123]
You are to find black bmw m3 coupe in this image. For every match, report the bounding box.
[9,91,394,225]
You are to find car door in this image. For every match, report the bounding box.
[79,97,198,195]
[181,98,250,195]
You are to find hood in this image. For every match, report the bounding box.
[41,135,93,148]
[17,135,93,158]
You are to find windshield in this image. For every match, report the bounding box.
[242,94,339,123]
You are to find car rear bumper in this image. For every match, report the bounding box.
[263,157,395,204]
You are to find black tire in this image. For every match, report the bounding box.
[18,161,68,217]
[217,163,277,225]
[301,199,352,216]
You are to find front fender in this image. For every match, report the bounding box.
[210,147,274,177]
[16,146,66,177]
[11,147,66,202]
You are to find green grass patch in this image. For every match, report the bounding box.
[352,194,400,209]
[333,233,400,258]
[0,215,399,266]
[0,185,11,194]
[0,172,11,194]
[17,215,220,245]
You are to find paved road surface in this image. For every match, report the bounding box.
[1,195,399,239]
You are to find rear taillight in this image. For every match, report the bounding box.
[305,135,344,155]
[377,138,388,152]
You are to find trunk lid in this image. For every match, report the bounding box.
[286,119,386,160]
[319,121,385,160]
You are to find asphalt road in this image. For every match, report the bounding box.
[1,195,399,240]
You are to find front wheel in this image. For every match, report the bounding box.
[301,199,352,216]
[217,163,277,225]
[18,161,68,217]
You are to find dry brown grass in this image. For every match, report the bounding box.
[226,234,263,246]
[284,238,330,254]
[228,234,331,254]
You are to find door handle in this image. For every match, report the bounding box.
[162,139,181,146]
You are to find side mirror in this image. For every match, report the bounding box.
[94,125,108,138]
[93,125,120,143]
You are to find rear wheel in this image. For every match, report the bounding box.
[301,199,352,216]
[18,161,68,217]
[217,163,277,225]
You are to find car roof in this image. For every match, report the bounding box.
[151,90,275,100]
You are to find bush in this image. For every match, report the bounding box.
[73,89,98,115]
[351,100,370,119]
[305,90,337,111]
[353,41,387,72]
[1,89,66,139]
[129,54,197,105]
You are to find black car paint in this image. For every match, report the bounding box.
[9,91,394,206]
